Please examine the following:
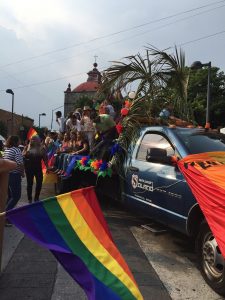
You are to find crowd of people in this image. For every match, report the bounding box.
[46,100,118,173]
[0,99,118,225]
[1,94,217,226]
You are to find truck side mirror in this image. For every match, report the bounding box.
[146,147,173,164]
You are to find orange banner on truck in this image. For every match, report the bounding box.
[178,151,225,258]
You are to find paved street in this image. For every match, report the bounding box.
[132,226,225,300]
[0,180,171,300]
[0,179,224,299]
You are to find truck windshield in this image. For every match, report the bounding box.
[176,129,225,154]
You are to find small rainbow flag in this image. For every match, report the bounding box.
[6,187,143,300]
[41,160,57,184]
[27,127,38,140]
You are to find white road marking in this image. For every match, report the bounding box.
[131,226,224,300]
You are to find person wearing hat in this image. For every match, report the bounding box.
[81,106,95,150]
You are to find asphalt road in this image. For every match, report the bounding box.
[131,223,224,300]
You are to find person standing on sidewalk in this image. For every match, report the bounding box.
[3,136,24,211]
[23,136,48,203]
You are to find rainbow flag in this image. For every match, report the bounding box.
[27,127,38,140]
[41,160,57,184]
[6,187,143,300]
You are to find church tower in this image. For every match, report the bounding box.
[64,62,101,116]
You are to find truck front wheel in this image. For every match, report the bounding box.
[196,221,225,295]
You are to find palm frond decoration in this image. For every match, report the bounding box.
[99,51,164,107]
[101,46,196,175]
[110,95,152,176]
[147,45,193,121]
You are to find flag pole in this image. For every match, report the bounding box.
[0,212,6,217]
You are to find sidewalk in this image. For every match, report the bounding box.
[0,180,171,300]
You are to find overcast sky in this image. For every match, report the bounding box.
[0,0,225,129]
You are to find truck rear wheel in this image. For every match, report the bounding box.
[196,221,225,295]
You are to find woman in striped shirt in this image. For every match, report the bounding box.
[3,135,24,210]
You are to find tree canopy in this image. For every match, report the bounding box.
[188,67,225,127]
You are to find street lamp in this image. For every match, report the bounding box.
[5,89,14,135]
[191,61,211,128]
[39,113,46,128]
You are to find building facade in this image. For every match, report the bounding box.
[0,109,34,138]
[64,62,101,117]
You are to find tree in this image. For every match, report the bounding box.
[188,67,225,127]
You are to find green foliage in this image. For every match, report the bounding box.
[147,46,193,121]
[73,95,93,110]
[100,46,193,122]
[100,46,225,129]
[188,67,225,127]
[110,96,146,176]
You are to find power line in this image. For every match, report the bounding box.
[1,26,225,92]
[179,29,225,47]
[0,65,57,102]
[0,0,224,68]
[1,2,225,78]
[0,70,92,91]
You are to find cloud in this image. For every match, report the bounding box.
[0,0,225,128]
[0,0,70,42]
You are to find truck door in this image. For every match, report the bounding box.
[125,132,187,228]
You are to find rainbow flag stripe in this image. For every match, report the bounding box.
[41,160,57,184]
[6,187,143,300]
[27,127,38,140]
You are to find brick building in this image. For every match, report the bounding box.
[0,109,34,139]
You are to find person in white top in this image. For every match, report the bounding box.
[80,106,95,150]
[56,111,65,133]
[66,113,81,132]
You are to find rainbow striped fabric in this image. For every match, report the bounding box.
[41,160,58,184]
[27,127,38,140]
[6,187,143,300]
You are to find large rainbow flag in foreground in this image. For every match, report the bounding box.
[178,151,225,259]
[6,186,143,300]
